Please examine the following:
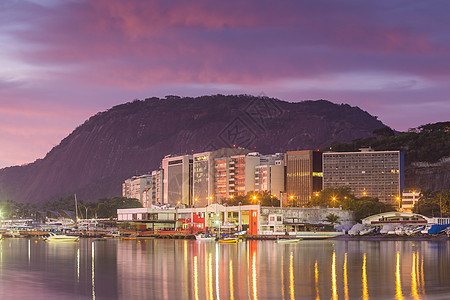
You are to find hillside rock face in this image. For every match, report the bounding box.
[405,158,450,191]
[0,95,386,204]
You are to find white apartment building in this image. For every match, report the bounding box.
[401,190,421,213]
[255,153,285,199]
[122,174,152,206]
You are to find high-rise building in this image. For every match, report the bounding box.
[322,149,404,206]
[148,169,164,206]
[162,154,193,206]
[122,174,152,206]
[285,150,323,205]
[214,152,261,203]
[193,148,249,207]
[255,153,285,199]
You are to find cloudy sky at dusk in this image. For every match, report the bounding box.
[1,0,449,168]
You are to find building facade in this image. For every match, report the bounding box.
[148,169,164,206]
[214,152,261,203]
[401,190,421,213]
[193,148,250,207]
[285,150,323,206]
[323,149,404,206]
[162,154,193,206]
[255,153,285,199]
[122,175,152,206]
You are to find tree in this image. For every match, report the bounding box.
[95,197,142,218]
[307,188,393,222]
[324,213,341,225]
[373,126,395,137]
[223,191,280,207]
[413,190,449,217]
[308,187,355,208]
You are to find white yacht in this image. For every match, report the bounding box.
[45,232,79,242]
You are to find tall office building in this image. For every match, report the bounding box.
[322,149,404,205]
[193,148,249,207]
[162,154,193,206]
[285,150,323,205]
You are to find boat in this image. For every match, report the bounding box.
[394,226,406,236]
[295,231,344,240]
[106,230,121,238]
[405,226,424,236]
[422,224,450,234]
[359,227,375,236]
[218,238,238,244]
[3,230,22,238]
[45,232,79,242]
[122,234,137,240]
[195,234,216,241]
[348,224,365,236]
[276,238,301,244]
[380,224,395,234]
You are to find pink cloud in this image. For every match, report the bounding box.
[0,0,449,167]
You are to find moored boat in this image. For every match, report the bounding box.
[122,235,137,240]
[45,232,79,242]
[218,238,238,244]
[276,238,301,244]
[295,231,344,240]
[195,234,216,241]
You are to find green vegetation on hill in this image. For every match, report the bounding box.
[328,122,450,164]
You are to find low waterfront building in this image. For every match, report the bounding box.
[362,211,429,226]
[117,204,354,235]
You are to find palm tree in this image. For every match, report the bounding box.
[324,213,341,225]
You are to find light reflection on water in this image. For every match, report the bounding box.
[0,238,449,299]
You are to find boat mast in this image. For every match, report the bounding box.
[75,194,79,222]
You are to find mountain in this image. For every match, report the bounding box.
[0,95,386,204]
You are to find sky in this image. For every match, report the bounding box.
[1,0,449,168]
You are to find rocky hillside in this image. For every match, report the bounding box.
[0,95,386,203]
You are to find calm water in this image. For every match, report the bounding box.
[1,238,450,299]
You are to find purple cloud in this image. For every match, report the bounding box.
[0,0,449,167]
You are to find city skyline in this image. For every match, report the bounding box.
[1,1,449,168]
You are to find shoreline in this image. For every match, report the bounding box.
[333,234,449,241]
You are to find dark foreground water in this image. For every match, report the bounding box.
[0,238,449,299]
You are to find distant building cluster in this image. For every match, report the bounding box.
[123,147,405,208]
